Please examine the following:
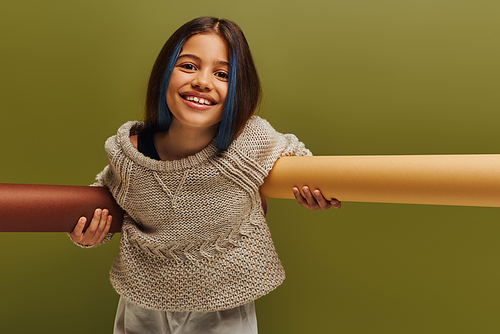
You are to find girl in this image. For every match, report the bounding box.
[69,16,340,334]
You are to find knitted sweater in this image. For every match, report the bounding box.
[93,116,312,312]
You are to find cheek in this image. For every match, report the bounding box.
[166,71,182,99]
[217,84,229,105]
[165,80,178,110]
[166,84,174,100]
[165,89,174,111]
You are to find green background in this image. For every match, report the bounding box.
[1,1,499,333]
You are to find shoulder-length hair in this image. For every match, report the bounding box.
[144,17,261,151]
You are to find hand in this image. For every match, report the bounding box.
[293,186,341,211]
[67,208,112,246]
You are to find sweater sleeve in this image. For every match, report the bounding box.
[232,116,312,175]
[70,165,115,249]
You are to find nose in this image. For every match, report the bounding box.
[191,70,213,91]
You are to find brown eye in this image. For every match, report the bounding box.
[215,71,229,80]
[179,64,196,70]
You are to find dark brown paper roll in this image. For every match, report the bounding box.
[0,183,123,232]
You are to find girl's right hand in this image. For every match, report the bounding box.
[68,208,112,246]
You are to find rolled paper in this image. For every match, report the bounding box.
[0,183,123,232]
[1,155,499,232]
[260,155,500,207]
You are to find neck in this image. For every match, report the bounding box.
[154,121,217,161]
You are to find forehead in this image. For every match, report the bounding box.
[180,33,229,62]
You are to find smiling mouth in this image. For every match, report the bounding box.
[181,95,216,106]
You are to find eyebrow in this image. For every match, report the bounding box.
[177,54,229,67]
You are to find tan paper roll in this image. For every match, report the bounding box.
[260,155,500,207]
[0,183,123,232]
[1,155,498,232]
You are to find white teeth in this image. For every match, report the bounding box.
[185,96,211,105]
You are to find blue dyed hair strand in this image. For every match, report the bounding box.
[158,36,185,129]
[216,48,238,150]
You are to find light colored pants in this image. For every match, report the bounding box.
[113,296,258,334]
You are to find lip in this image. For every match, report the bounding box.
[179,91,217,105]
[180,98,215,111]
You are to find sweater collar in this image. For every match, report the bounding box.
[116,121,219,171]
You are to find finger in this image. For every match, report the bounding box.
[95,214,113,244]
[82,208,102,243]
[302,186,321,210]
[70,217,87,240]
[312,189,333,210]
[89,208,108,244]
[94,208,108,235]
[104,214,113,234]
[293,187,309,208]
[331,198,342,209]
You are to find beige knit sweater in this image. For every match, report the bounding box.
[91,116,312,312]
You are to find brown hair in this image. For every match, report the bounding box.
[144,17,261,149]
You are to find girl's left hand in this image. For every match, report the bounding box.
[293,186,341,210]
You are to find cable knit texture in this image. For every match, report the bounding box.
[93,116,311,312]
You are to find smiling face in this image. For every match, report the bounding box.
[166,33,229,134]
